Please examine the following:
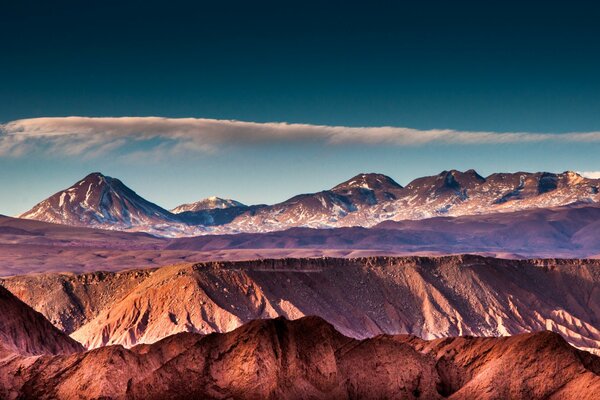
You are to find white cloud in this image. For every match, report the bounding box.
[1,116,600,158]
[579,171,600,179]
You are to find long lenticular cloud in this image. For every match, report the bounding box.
[1,116,600,157]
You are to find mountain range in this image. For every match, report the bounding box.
[1,202,600,277]
[16,170,600,237]
[4,172,600,398]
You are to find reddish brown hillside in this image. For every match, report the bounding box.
[0,317,598,399]
[0,286,83,357]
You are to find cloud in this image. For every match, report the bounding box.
[579,171,600,179]
[2,116,600,158]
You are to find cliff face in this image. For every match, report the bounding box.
[1,316,598,400]
[3,255,600,354]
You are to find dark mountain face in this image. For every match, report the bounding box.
[176,204,264,226]
[0,285,83,357]
[489,172,562,203]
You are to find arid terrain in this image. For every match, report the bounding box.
[1,289,599,400]
[2,170,600,398]
[0,285,83,358]
[5,1,600,397]
[3,202,600,276]
[2,255,600,356]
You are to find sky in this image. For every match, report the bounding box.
[2,0,600,215]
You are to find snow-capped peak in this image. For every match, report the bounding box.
[15,169,600,237]
[171,197,246,214]
[18,172,202,237]
[332,173,403,192]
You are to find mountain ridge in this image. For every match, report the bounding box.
[3,203,600,277]
[16,170,600,236]
[0,315,598,399]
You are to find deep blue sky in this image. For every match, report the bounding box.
[2,1,600,215]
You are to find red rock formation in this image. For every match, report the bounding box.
[4,256,600,355]
[0,316,598,399]
[0,285,83,358]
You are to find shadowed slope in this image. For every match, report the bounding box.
[0,286,83,358]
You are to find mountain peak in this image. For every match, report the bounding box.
[19,173,178,230]
[442,169,485,188]
[85,171,105,178]
[332,173,403,192]
[171,197,246,214]
[442,169,484,180]
[562,170,586,184]
[405,169,485,192]
[76,172,114,188]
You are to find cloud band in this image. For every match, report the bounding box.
[2,116,600,157]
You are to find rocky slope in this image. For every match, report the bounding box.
[0,285,83,358]
[219,172,405,232]
[0,316,598,399]
[3,255,600,354]
[354,170,600,225]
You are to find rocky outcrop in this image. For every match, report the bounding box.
[0,317,598,399]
